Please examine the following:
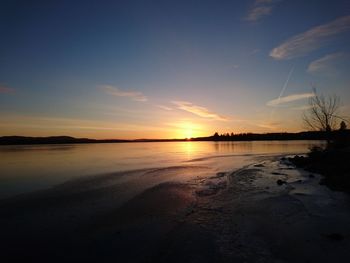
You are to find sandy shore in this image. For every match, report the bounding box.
[1,155,350,262]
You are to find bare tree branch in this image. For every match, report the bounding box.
[303,91,346,131]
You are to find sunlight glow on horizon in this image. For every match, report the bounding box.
[171,122,207,139]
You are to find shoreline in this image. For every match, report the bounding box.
[1,154,349,262]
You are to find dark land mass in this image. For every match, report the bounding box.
[1,130,349,145]
[289,144,350,194]
[0,135,185,145]
[290,129,350,193]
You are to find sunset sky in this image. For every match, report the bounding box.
[1,0,350,139]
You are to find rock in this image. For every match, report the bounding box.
[276,179,286,186]
[254,164,265,167]
[216,172,226,178]
[209,172,226,179]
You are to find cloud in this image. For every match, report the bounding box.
[267,93,315,107]
[0,85,15,94]
[245,0,280,22]
[270,16,350,60]
[245,6,272,22]
[257,121,281,130]
[307,52,346,73]
[157,105,173,111]
[0,114,162,133]
[101,85,147,102]
[172,101,228,121]
[291,105,313,111]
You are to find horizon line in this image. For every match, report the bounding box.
[0,129,345,144]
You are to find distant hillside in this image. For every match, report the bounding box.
[0,136,128,145]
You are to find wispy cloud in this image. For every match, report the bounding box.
[245,6,272,22]
[307,52,346,73]
[292,105,313,111]
[0,114,162,132]
[245,0,280,22]
[0,85,15,94]
[267,93,315,107]
[257,121,281,130]
[101,85,147,102]
[156,105,173,111]
[270,16,350,60]
[172,101,228,121]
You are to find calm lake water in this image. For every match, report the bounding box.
[0,140,323,199]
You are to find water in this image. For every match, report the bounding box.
[0,140,323,199]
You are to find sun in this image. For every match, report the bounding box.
[174,122,202,139]
[184,127,193,139]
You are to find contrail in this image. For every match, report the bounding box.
[277,66,295,103]
[269,66,294,121]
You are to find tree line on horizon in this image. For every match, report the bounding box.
[190,128,349,142]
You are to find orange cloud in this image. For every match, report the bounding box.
[172,101,229,121]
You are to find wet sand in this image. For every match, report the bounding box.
[1,155,350,262]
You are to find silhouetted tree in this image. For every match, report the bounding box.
[303,92,346,132]
[340,121,347,131]
[213,132,220,141]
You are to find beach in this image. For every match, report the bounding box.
[1,152,350,263]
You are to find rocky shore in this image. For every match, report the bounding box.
[289,146,350,193]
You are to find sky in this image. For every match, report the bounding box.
[0,0,350,139]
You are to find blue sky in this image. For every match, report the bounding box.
[0,0,350,138]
